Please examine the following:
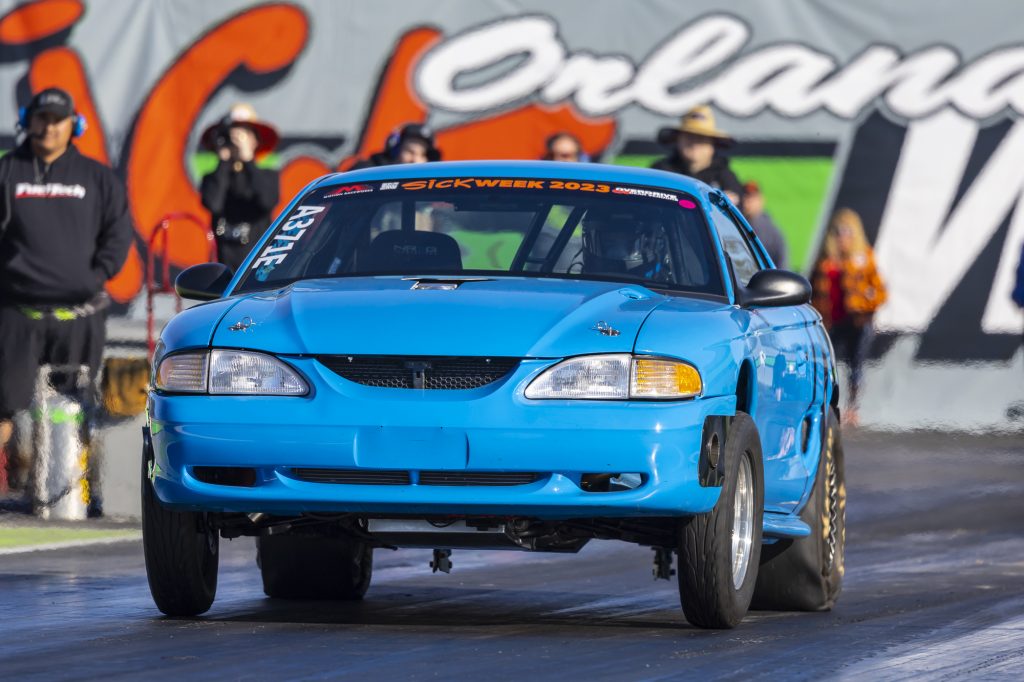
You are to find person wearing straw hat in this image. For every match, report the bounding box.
[651,105,743,205]
[199,103,280,272]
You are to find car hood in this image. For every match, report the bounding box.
[211,277,680,357]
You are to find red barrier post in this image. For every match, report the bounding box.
[145,213,217,359]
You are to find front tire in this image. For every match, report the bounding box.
[257,532,373,600]
[751,406,846,611]
[141,433,219,616]
[677,412,764,629]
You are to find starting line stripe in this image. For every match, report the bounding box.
[0,532,141,556]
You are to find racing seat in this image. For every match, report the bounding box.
[364,230,463,272]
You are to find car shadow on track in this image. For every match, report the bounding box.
[186,585,819,633]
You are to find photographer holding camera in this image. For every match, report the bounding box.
[199,103,280,272]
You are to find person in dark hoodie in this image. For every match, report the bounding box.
[352,123,441,169]
[651,105,743,205]
[0,87,133,491]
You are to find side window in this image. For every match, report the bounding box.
[710,202,761,287]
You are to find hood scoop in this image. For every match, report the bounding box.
[405,277,494,291]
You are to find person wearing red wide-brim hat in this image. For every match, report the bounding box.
[200,102,279,157]
[198,103,280,272]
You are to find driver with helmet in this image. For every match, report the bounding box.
[580,208,672,282]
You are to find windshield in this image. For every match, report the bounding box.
[234,176,724,296]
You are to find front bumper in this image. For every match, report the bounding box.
[149,357,733,519]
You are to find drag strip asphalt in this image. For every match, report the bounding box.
[1,430,1022,680]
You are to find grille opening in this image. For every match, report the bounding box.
[291,468,542,486]
[318,355,519,390]
[293,468,411,485]
[193,466,257,487]
[420,471,541,486]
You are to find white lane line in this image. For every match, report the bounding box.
[0,532,141,556]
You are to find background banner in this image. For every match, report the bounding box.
[1,0,1021,428]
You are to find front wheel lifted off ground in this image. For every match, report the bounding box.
[751,406,846,611]
[677,411,764,629]
[141,432,219,616]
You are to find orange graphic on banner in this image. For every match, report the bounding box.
[345,27,438,167]
[126,4,309,272]
[279,27,617,215]
[1,7,617,303]
[278,156,332,214]
[276,27,442,212]
[0,0,82,44]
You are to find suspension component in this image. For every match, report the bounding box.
[653,546,675,581]
[430,548,453,573]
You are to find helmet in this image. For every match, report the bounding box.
[582,209,667,278]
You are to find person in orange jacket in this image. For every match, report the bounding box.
[811,208,887,425]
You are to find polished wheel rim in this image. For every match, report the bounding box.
[823,428,843,573]
[732,454,754,589]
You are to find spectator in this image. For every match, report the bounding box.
[811,208,887,426]
[0,87,133,492]
[543,132,588,162]
[353,123,441,169]
[652,105,743,204]
[740,181,788,269]
[200,103,280,273]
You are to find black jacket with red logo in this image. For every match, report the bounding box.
[0,142,133,304]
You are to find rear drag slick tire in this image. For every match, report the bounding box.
[257,533,373,600]
[751,406,846,611]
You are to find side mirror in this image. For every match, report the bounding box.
[175,262,233,301]
[738,269,812,308]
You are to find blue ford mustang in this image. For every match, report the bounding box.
[143,161,846,628]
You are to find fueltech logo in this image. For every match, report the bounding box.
[15,182,86,199]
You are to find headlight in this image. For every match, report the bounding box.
[208,350,308,395]
[525,354,701,400]
[154,350,308,395]
[525,354,630,399]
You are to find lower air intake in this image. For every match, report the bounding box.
[293,468,411,485]
[419,471,541,486]
[291,468,542,487]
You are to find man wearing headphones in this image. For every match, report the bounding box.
[0,87,132,493]
[352,123,442,169]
